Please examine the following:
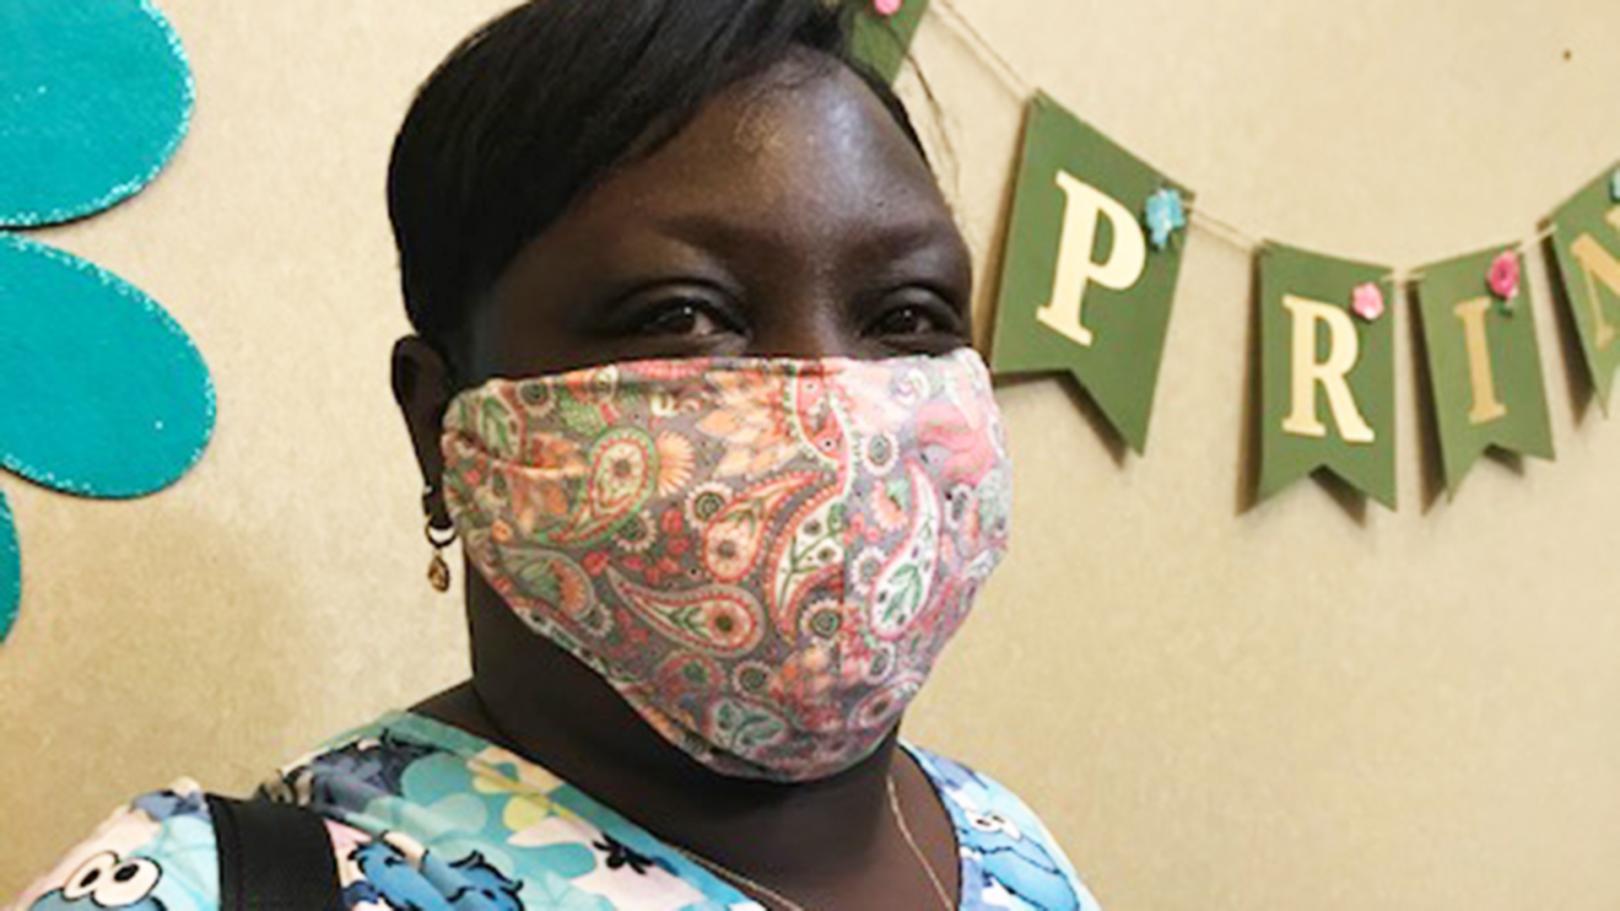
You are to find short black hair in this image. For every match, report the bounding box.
[387,0,927,353]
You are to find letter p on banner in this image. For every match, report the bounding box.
[990,93,1193,454]
[1257,243,1397,510]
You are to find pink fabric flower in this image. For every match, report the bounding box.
[874,0,903,15]
[1488,251,1520,301]
[1351,282,1385,322]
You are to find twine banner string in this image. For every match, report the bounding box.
[926,0,1560,288]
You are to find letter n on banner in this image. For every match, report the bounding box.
[1415,247,1555,496]
[1548,163,1620,411]
[1257,243,1397,509]
[989,93,1193,453]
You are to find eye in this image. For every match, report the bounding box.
[63,852,119,901]
[635,297,737,338]
[967,811,1008,834]
[866,289,967,343]
[91,858,162,907]
[874,305,938,336]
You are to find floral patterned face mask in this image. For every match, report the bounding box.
[441,347,1012,781]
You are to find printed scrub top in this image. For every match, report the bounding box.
[8,712,1101,911]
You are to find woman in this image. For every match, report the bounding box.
[9,2,1098,909]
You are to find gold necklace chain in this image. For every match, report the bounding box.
[887,771,957,910]
[670,773,954,911]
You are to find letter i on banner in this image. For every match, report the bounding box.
[1257,243,1397,509]
[1415,246,1555,496]
[1548,163,1620,410]
[990,93,1194,453]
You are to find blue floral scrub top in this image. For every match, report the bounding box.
[8,712,1100,911]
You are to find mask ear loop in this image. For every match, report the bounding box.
[423,482,459,593]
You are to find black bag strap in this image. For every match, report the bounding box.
[205,794,346,911]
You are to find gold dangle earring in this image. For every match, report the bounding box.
[423,482,458,593]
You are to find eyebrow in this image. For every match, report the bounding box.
[653,209,969,262]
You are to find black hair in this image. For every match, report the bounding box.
[387,0,927,353]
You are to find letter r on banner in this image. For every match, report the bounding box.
[1280,295,1376,443]
[1256,243,1397,510]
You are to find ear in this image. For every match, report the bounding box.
[392,335,455,529]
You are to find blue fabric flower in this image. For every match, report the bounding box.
[1143,187,1187,250]
[365,745,599,878]
[0,0,215,642]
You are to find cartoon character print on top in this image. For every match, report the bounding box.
[17,781,218,911]
[28,852,167,911]
[10,711,1101,911]
[340,840,527,911]
[443,852,525,911]
[911,750,1100,911]
[441,348,1014,782]
[258,730,438,810]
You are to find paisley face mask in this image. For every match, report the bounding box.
[441,347,1012,782]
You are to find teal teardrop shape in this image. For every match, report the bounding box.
[0,232,215,499]
[0,489,18,642]
[0,0,194,226]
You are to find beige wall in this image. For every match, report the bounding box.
[4,2,1619,908]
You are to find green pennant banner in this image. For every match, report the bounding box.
[1257,243,1397,509]
[849,0,930,84]
[1547,163,1620,411]
[1415,246,1555,496]
[990,92,1194,453]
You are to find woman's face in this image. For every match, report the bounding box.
[466,55,973,379]
[396,54,973,506]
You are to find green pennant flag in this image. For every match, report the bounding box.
[1257,243,1397,509]
[849,0,929,84]
[989,93,1194,453]
[1415,246,1555,496]
[1547,162,1620,411]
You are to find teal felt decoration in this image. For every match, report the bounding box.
[0,233,215,497]
[1144,187,1188,250]
[0,491,17,642]
[0,0,210,643]
[0,0,194,226]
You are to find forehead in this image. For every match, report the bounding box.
[554,57,952,248]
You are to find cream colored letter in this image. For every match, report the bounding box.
[1569,226,1620,352]
[1281,295,1376,443]
[1453,297,1508,425]
[1034,170,1147,348]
